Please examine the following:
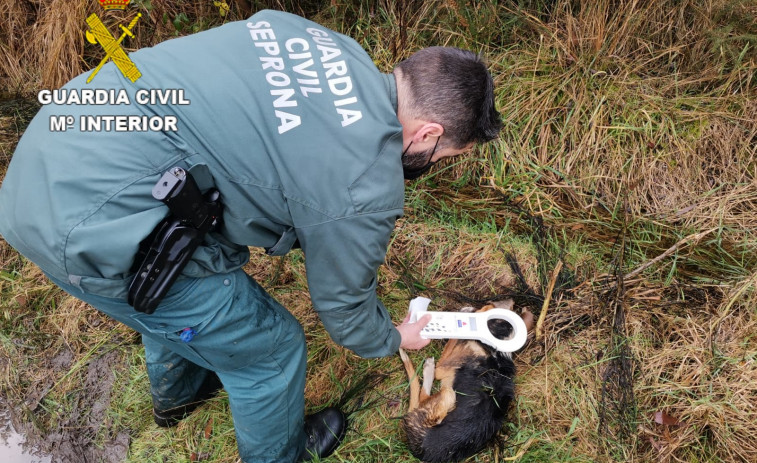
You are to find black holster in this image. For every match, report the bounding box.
[127,167,222,314]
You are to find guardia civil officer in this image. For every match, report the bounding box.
[0,9,502,462]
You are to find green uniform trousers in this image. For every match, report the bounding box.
[47,268,307,463]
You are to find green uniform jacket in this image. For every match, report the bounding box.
[0,10,404,358]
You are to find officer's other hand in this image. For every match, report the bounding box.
[396,313,432,350]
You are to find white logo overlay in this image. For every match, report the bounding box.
[39,88,190,132]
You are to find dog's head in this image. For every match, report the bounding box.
[459,299,518,342]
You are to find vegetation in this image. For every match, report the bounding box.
[1,1,755,462]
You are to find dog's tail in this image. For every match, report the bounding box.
[398,348,421,411]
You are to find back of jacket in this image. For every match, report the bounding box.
[0,10,404,357]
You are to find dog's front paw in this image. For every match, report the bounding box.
[422,357,436,395]
[423,357,436,374]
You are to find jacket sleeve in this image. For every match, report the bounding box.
[295,210,402,358]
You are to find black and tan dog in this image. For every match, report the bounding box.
[399,300,528,463]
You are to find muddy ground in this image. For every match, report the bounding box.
[1,350,130,463]
[1,97,132,463]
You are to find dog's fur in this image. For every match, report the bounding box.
[399,300,520,463]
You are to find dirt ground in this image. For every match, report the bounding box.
[1,97,132,463]
[1,351,130,463]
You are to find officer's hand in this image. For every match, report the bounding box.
[396,313,432,350]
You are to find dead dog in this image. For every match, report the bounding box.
[399,299,529,462]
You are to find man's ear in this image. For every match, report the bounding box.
[412,122,444,143]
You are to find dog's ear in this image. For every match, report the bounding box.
[491,299,514,310]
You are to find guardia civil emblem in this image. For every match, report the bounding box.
[85,0,142,83]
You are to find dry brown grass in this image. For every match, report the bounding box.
[469,0,756,290]
[635,300,757,462]
[1,0,90,93]
[386,218,541,301]
[511,275,756,463]
[0,0,36,91]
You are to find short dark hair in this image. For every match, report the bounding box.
[394,47,503,148]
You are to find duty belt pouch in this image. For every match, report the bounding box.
[128,167,222,314]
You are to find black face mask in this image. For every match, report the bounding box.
[401,136,441,180]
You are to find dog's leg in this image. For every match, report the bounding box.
[399,348,422,411]
[421,357,435,401]
[417,386,457,427]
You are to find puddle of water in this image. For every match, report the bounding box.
[0,416,52,463]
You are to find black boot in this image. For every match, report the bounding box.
[299,407,347,461]
[153,371,224,428]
